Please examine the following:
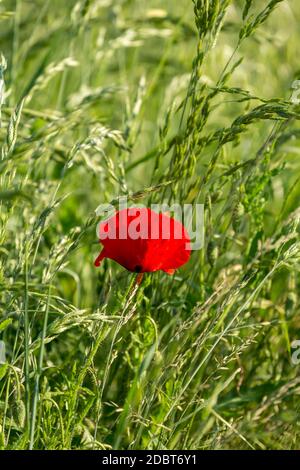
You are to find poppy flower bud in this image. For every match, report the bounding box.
[94,208,191,275]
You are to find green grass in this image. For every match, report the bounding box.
[0,0,300,450]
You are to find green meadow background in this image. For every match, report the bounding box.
[0,0,300,449]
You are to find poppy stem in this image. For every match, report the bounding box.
[135,272,144,286]
[122,273,144,312]
[122,273,139,309]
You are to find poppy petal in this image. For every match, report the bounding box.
[163,268,175,275]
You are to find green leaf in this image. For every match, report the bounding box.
[0,363,8,381]
[0,318,12,333]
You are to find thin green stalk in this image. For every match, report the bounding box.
[29,283,52,449]
[24,242,30,441]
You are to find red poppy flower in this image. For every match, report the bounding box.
[94,207,191,274]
